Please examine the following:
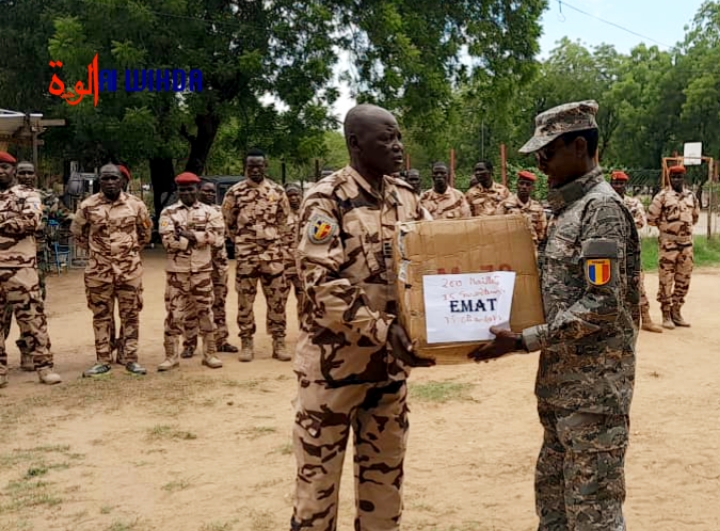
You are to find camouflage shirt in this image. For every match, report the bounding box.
[221,177,290,262]
[465,182,511,217]
[646,188,699,244]
[0,184,43,268]
[622,195,647,231]
[494,194,548,245]
[208,204,229,274]
[521,167,641,415]
[159,201,224,274]
[283,208,300,276]
[294,165,431,386]
[70,191,152,282]
[419,187,471,220]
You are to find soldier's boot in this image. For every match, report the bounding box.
[640,307,663,333]
[37,367,62,385]
[201,338,223,370]
[272,337,291,362]
[158,337,180,372]
[238,337,254,363]
[17,339,35,372]
[181,337,197,359]
[217,341,238,353]
[662,309,676,330]
[671,305,691,327]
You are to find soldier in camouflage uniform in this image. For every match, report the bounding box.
[494,170,548,247]
[404,168,422,195]
[0,152,62,387]
[277,183,304,325]
[71,163,152,377]
[181,180,237,357]
[221,149,291,362]
[472,101,641,531]
[465,160,510,216]
[158,172,224,371]
[646,165,699,329]
[419,162,471,219]
[610,171,663,333]
[289,104,434,531]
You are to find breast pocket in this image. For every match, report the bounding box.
[343,218,383,280]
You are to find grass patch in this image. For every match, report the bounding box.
[100,505,114,514]
[274,443,293,456]
[200,522,237,531]
[145,425,197,441]
[409,381,474,403]
[2,479,63,512]
[641,236,720,272]
[241,426,277,440]
[105,520,141,531]
[161,479,191,493]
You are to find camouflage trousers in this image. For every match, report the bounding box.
[638,271,650,311]
[109,296,126,362]
[236,258,286,339]
[278,273,303,326]
[536,404,629,531]
[657,242,693,311]
[290,378,408,531]
[183,267,229,350]
[84,276,143,364]
[164,272,216,356]
[0,268,53,374]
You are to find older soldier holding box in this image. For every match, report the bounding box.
[71,163,152,377]
[472,101,641,531]
[289,104,433,531]
[419,162,471,219]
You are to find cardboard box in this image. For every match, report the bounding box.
[393,214,545,364]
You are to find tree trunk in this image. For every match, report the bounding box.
[149,157,176,241]
[184,112,222,175]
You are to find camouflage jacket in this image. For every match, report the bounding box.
[494,194,548,245]
[294,165,431,386]
[221,177,290,263]
[70,191,152,282]
[646,188,699,245]
[419,187,471,220]
[282,208,300,276]
[0,184,43,268]
[622,195,647,231]
[159,201,224,274]
[465,181,510,217]
[521,167,641,415]
[208,204,229,274]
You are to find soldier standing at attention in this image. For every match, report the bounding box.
[404,168,422,195]
[157,172,224,372]
[471,101,641,531]
[419,162,471,219]
[289,104,433,531]
[494,170,548,247]
[0,152,62,387]
[221,149,291,362]
[181,180,238,357]
[465,160,510,216]
[278,182,304,325]
[610,171,663,333]
[646,165,699,329]
[71,163,151,377]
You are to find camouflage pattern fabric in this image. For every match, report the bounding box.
[520,167,640,530]
[465,182,511,217]
[622,196,653,313]
[164,272,216,357]
[646,188,699,311]
[419,187,471,220]
[290,166,429,530]
[278,208,304,324]
[494,193,548,246]
[221,177,290,339]
[519,100,599,154]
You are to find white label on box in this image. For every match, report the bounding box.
[422,271,516,344]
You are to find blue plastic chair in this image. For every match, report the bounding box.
[52,241,70,274]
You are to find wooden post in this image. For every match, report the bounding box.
[281,159,286,185]
[450,148,456,189]
[314,159,320,182]
[500,144,507,187]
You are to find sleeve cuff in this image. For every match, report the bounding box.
[522,324,547,352]
[178,237,189,251]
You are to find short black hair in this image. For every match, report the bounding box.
[246,148,265,160]
[476,160,493,172]
[561,128,599,158]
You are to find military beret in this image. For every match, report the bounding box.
[518,170,537,182]
[669,165,686,175]
[285,182,302,193]
[519,100,599,154]
[118,164,131,180]
[175,172,201,185]
[0,151,17,164]
[611,171,629,181]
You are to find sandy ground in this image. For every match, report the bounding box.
[0,249,719,531]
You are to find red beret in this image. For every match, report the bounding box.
[611,171,629,181]
[669,165,686,175]
[0,151,17,164]
[118,165,131,180]
[518,170,537,182]
[175,172,201,185]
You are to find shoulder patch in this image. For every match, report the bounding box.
[585,259,611,286]
[306,213,338,244]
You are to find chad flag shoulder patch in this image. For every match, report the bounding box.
[585,258,612,286]
[307,213,338,244]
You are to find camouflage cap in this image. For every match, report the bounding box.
[519,100,599,154]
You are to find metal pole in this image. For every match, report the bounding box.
[281,159,286,185]
[32,130,38,169]
[450,148,455,189]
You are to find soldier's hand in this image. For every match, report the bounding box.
[388,322,435,368]
[179,230,197,243]
[468,326,522,363]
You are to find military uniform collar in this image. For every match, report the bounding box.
[345,165,403,208]
[178,200,201,209]
[100,191,128,204]
[246,176,269,189]
[547,166,604,214]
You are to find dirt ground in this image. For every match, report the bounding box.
[1,249,719,531]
